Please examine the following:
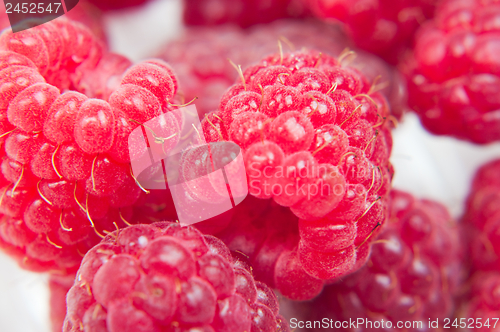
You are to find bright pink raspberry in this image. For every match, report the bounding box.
[402,0,500,144]
[209,49,393,299]
[0,18,180,274]
[63,223,288,332]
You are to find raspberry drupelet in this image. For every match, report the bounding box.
[304,0,438,65]
[0,18,179,273]
[304,190,463,331]
[63,222,289,332]
[159,19,408,118]
[403,0,500,144]
[204,50,394,300]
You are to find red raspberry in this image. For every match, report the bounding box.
[0,18,180,274]
[304,0,437,65]
[402,0,500,144]
[207,49,393,299]
[298,190,462,331]
[158,20,407,119]
[183,0,308,28]
[63,223,289,332]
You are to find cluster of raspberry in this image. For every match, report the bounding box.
[0,0,499,331]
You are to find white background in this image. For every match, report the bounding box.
[1,0,500,330]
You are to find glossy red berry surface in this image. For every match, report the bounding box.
[0,18,180,274]
[63,223,289,332]
[304,0,437,64]
[403,0,500,144]
[302,190,462,331]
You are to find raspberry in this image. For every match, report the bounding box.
[183,0,308,27]
[0,18,180,274]
[210,49,393,299]
[304,0,437,64]
[63,223,288,332]
[402,0,500,144]
[300,190,462,330]
[158,20,407,118]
